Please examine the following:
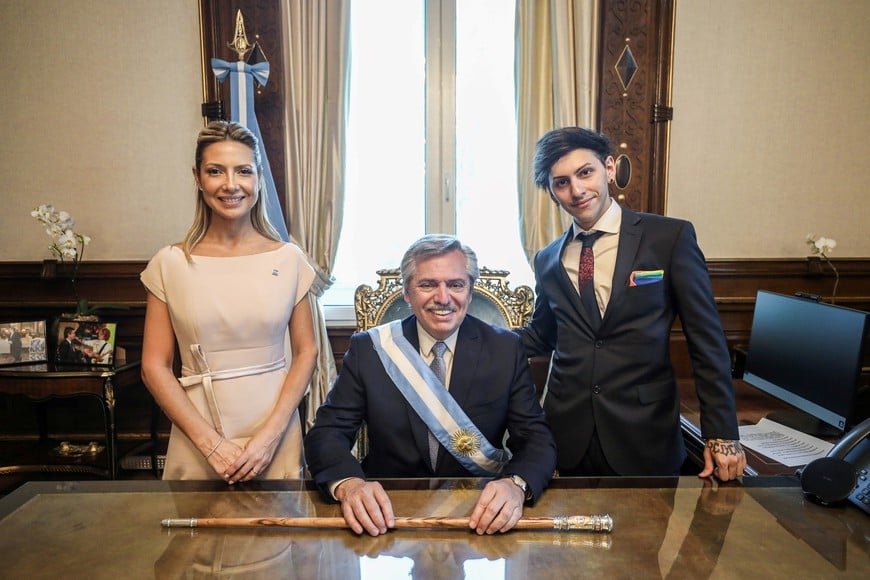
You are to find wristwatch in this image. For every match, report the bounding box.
[505,474,532,501]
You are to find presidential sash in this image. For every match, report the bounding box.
[368,321,509,477]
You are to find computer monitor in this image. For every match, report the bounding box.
[742,290,869,436]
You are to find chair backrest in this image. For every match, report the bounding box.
[354,267,534,332]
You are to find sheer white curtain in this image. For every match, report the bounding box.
[516,0,600,260]
[281,0,350,430]
[276,0,599,428]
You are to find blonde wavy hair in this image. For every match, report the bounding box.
[181,121,281,260]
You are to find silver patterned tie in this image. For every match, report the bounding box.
[428,341,448,470]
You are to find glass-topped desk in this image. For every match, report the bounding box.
[0,476,866,578]
[0,361,142,479]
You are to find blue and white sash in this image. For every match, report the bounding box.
[367,321,509,477]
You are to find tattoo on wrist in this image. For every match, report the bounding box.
[706,439,743,456]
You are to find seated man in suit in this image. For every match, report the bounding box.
[305,234,556,536]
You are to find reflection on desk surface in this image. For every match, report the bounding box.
[0,477,867,579]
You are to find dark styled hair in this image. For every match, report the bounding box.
[532,127,614,190]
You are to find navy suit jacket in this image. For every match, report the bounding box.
[304,315,556,501]
[518,207,738,475]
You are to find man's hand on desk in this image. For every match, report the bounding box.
[467,478,525,535]
[699,438,746,481]
[335,477,395,536]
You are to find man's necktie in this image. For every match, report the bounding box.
[428,341,448,470]
[578,231,604,325]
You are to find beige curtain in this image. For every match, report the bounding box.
[281,0,350,430]
[516,0,600,261]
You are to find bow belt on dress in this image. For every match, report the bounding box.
[178,343,285,437]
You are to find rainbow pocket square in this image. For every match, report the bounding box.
[629,270,664,287]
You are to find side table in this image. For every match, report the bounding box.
[0,361,142,479]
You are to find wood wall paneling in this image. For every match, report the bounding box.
[201,0,288,219]
[599,0,669,214]
[2,258,867,444]
[0,261,148,363]
[597,0,676,216]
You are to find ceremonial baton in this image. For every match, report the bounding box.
[162,514,613,533]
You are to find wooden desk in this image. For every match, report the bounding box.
[0,477,866,578]
[0,361,141,479]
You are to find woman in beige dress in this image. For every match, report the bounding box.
[141,121,317,483]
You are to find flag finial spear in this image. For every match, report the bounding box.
[228,10,253,60]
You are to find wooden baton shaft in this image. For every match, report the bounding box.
[161,514,612,532]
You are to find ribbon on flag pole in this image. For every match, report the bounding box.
[211,58,289,242]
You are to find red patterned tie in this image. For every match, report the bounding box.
[578,231,604,292]
[578,231,604,324]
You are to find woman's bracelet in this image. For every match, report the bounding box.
[204,436,224,459]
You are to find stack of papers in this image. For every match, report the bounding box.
[738,418,835,467]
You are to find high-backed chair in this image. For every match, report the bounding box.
[354,267,534,331]
[350,267,535,458]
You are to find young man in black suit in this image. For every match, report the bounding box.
[518,127,745,480]
[56,326,83,364]
[305,234,556,536]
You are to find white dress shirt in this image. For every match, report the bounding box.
[416,324,458,389]
[560,200,623,317]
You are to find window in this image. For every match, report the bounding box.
[360,554,505,578]
[324,0,533,323]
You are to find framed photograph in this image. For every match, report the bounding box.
[54,320,117,366]
[0,320,48,366]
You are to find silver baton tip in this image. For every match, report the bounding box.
[161,518,196,528]
[552,514,614,532]
[597,514,613,532]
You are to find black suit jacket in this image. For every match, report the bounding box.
[518,207,738,475]
[304,315,556,501]
[56,339,79,364]
[9,330,22,361]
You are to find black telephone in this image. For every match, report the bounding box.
[800,416,870,514]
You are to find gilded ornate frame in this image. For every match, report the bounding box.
[353,268,534,332]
